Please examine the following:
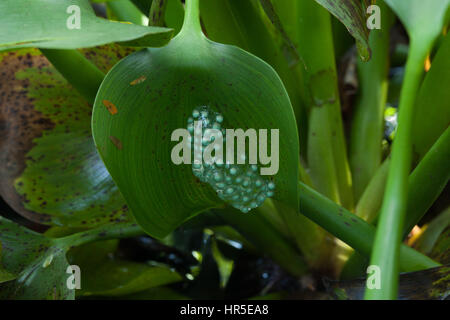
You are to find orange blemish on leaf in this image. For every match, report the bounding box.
[130,75,147,86]
[109,136,123,150]
[102,100,118,115]
[424,55,431,72]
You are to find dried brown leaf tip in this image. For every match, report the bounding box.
[130,75,147,86]
[102,100,118,115]
[109,136,123,150]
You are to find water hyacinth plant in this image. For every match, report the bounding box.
[0,0,449,301]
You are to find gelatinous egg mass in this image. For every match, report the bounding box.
[188,107,275,213]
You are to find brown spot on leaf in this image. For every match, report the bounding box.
[0,50,54,224]
[130,75,147,86]
[102,100,118,115]
[109,136,123,150]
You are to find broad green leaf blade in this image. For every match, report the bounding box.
[385,0,450,46]
[68,240,182,296]
[355,33,450,224]
[0,216,150,299]
[92,0,299,239]
[0,47,131,228]
[313,0,371,61]
[0,242,17,283]
[0,216,74,300]
[0,0,173,51]
[412,33,450,162]
[403,127,450,237]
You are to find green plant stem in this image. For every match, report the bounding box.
[59,222,144,249]
[179,0,202,37]
[108,0,148,25]
[294,0,353,210]
[40,49,104,104]
[343,127,450,278]
[365,42,428,300]
[298,182,440,272]
[149,0,168,26]
[350,1,394,201]
[273,200,329,270]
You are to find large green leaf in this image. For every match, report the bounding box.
[0,216,157,299]
[0,0,173,51]
[385,0,450,46]
[68,240,182,297]
[0,216,74,299]
[92,0,299,238]
[0,47,131,227]
[355,33,450,223]
[412,33,450,163]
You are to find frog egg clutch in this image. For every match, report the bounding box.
[187,107,275,213]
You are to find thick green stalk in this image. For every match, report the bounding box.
[59,222,144,248]
[149,0,168,26]
[108,0,148,25]
[273,200,330,270]
[350,1,394,200]
[40,49,104,104]
[178,0,202,37]
[298,182,439,272]
[365,42,428,300]
[294,0,353,210]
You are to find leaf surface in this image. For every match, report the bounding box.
[314,0,371,61]
[92,2,299,238]
[0,47,132,227]
[0,0,173,51]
